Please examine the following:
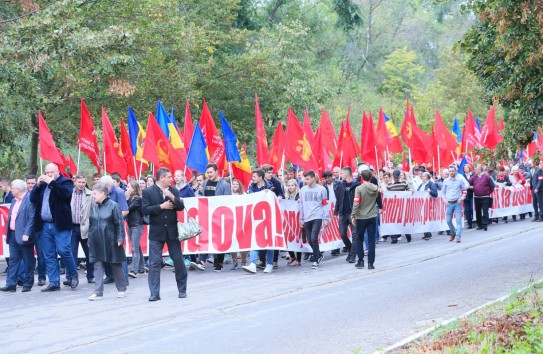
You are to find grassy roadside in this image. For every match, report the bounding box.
[389,279,543,353]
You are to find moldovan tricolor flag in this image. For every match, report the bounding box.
[78,98,101,173]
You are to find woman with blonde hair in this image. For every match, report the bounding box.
[230,179,248,270]
[285,179,302,266]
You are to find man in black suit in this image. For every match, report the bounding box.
[0,180,36,292]
[142,167,187,301]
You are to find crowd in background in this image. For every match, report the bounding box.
[0,155,541,298]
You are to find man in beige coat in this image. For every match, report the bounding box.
[351,170,380,270]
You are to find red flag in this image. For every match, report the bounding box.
[101,107,127,179]
[319,108,338,155]
[410,125,431,165]
[268,121,285,172]
[78,99,101,173]
[302,108,315,148]
[332,119,358,169]
[38,111,65,168]
[142,113,186,173]
[435,108,458,152]
[254,94,269,166]
[314,127,333,173]
[183,100,194,151]
[462,109,483,153]
[120,118,136,179]
[377,107,403,155]
[481,106,500,149]
[285,108,318,172]
[199,100,225,167]
[401,152,409,172]
[431,125,453,168]
[360,111,377,167]
[401,101,417,148]
[69,154,77,176]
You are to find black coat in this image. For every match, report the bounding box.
[142,184,184,241]
[29,175,74,232]
[126,196,144,228]
[88,198,126,264]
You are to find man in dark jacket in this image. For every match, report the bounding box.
[262,164,285,199]
[142,167,187,301]
[533,159,543,221]
[334,167,360,262]
[0,180,36,292]
[469,165,495,230]
[418,172,438,240]
[30,163,77,292]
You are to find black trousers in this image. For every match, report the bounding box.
[148,239,187,297]
[474,197,491,227]
[303,219,322,262]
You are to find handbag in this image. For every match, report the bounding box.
[177,217,203,241]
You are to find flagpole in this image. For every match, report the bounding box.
[437,146,441,173]
[103,152,107,176]
[408,148,413,177]
[138,160,143,180]
[451,151,457,165]
[280,152,286,175]
[228,162,234,193]
[40,158,43,175]
[339,151,344,169]
[386,146,390,168]
[374,146,380,182]
[132,156,138,179]
[76,147,81,175]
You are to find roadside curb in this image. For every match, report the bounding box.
[377,277,543,353]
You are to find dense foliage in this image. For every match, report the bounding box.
[0,0,494,177]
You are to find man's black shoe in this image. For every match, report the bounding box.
[22,287,31,292]
[368,264,375,270]
[355,261,364,269]
[17,280,23,286]
[63,279,72,286]
[391,239,398,244]
[38,280,46,286]
[41,285,60,292]
[149,295,161,301]
[406,235,412,243]
[103,277,114,284]
[476,227,484,230]
[178,293,187,298]
[303,253,310,261]
[71,274,79,289]
[0,286,16,293]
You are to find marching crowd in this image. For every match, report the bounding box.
[0,156,541,301]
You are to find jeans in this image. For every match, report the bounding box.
[6,238,36,288]
[537,192,543,218]
[364,214,380,249]
[464,198,474,227]
[41,222,77,286]
[356,218,376,265]
[34,232,46,281]
[128,225,145,273]
[303,219,322,262]
[338,214,353,251]
[249,249,274,265]
[70,225,93,280]
[446,202,463,238]
[474,197,490,227]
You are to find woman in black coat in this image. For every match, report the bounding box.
[88,183,127,301]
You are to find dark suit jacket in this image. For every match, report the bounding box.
[29,175,74,232]
[7,193,36,245]
[142,184,184,241]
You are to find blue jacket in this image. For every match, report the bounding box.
[6,193,36,244]
[30,175,74,232]
[417,180,438,198]
[178,184,196,198]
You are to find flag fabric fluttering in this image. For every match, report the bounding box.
[231,143,253,188]
[78,99,101,173]
[156,100,171,138]
[101,107,127,179]
[142,113,185,173]
[199,100,225,168]
[254,94,269,167]
[219,111,242,163]
[38,110,67,170]
[127,107,149,174]
[462,109,483,153]
[319,108,338,155]
[268,121,285,172]
[69,154,77,176]
[360,111,377,167]
[435,108,458,153]
[120,118,137,179]
[481,106,500,149]
[302,108,316,148]
[186,124,210,173]
[383,111,403,153]
[285,108,318,172]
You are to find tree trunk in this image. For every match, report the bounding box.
[29,111,38,174]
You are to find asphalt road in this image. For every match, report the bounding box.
[1,219,542,354]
